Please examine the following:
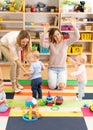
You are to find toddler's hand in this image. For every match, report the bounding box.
[23,72,30,80]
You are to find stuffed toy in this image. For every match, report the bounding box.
[74,1,85,12]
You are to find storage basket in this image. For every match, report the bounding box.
[85,26,92,31]
[67,46,72,53]
[72,44,83,54]
[81,33,92,40]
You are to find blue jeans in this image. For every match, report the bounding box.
[48,68,67,89]
[31,77,42,99]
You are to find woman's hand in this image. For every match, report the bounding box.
[44,25,50,34]
[70,17,76,28]
[24,71,30,76]
[23,70,33,77]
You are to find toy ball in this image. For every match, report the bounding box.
[25,97,37,108]
[83,104,88,108]
[37,99,47,106]
[89,104,93,112]
[54,96,63,105]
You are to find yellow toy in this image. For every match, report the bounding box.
[22,106,42,122]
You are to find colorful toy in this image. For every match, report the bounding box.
[89,104,93,112]
[46,91,54,106]
[37,2,46,8]
[51,104,60,111]
[37,99,47,106]
[25,97,37,108]
[74,1,85,12]
[54,96,63,105]
[22,106,42,122]
[83,104,88,108]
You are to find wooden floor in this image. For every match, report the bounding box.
[0,63,93,80]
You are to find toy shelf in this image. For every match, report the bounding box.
[0,0,93,79]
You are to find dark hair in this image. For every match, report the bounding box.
[49,28,61,43]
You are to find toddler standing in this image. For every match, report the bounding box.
[67,53,87,101]
[25,51,45,99]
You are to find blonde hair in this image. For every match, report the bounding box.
[33,50,40,58]
[75,53,87,64]
[17,30,32,60]
[27,50,40,61]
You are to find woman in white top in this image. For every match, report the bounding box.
[0,30,31,93]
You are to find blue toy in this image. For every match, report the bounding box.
[22,106,42,122]
[83,104,88,108]
[25,97,37,108]
[46,91,54,106]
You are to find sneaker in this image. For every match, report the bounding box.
[17,84,24,90]
[82,94,85,97]
[75,97,79,101]
[75,96,82,101]
[14,88,21,93]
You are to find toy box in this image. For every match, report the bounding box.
[72,44,83,54]
[67,46,72,53]
[81,33,92,40]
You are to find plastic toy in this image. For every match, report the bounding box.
[25,97,37,108]
[51,104,60,111]
[22,106,42,122]
[74,1,85,12]
[89,104,93,112]
[37,2,46,8]
[54,96,63,105]
[62,32,69,39]
[37,2,46,12]
[83,104,88,108]
[37,99,47,106]
[46,91,54,106]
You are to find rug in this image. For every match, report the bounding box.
[0,81,93,130]
[6,117,87,130]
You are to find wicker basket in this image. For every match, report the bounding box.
[85,26,92,31]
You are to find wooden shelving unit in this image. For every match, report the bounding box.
[60,12,93,66]
[0,0,93,80]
